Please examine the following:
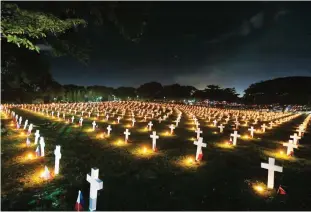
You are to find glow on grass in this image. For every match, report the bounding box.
[137,127,148,133]
[243,135,250,140]
[251,181,274,197]
[263,149,296,161]
[131,146,156,158]
[189,137,196,141]
[175,156,204,169]
[84,128,94,133]
[215,141,234,149]
[160,131,173,137]
[112,139,128,147]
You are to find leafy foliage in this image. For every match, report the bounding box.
[1,3,87,53]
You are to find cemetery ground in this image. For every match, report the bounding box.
[1,107,311,211]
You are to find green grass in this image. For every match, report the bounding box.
[1,108,311,210]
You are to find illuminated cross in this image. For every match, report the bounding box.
[106,125,112,136]
[248,126,255,138]
[218,124,225,133]
[194,137,207,161]
[18,116,22,125]
[150,131,159,151]
[117,116,121,124]
[54,145,61,175]
[92,121,96,131]
[106,114,109,121]
[148,121,153,131]
[132,118,136,127]
[158,117,162,123]
[230,131,241,146]
[261,157,283,189]
[235,121,240,129]
[34,130,40,145]
[195,128,202,140]
[283,140,298,156]
[88,111,91,117]
[297,125,305,137]
[261,124,267,133]
[290,133,301,145]
[213,120,217,127]
[87,168,103,212]
[23,119,28,130]
[169,124,175,134]
[39,137,45,157]
[71,116,75,123]
[79,117,83,126]
[174,118,180,127]
[124,129,131,142]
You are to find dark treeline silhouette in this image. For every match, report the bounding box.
[2,76,311,105]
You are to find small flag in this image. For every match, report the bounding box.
[35,146,40,157]
[75,190,84,211]
[26,137,30,147]
[197,149,203,161]
[277,185,287,195]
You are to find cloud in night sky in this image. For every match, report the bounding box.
[48,2,311,94]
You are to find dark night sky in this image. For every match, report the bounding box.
[46,2,311,95]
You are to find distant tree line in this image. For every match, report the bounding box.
[2,76,311,105]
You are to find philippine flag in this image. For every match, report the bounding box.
[35,146,40,157]
[197,149,203,161]
[26,137,30,147]
[75,190,84,211]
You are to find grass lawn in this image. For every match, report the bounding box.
[1,107,311,210]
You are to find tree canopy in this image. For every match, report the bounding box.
[243,77,311,105]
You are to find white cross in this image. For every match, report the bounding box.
[145,121,153,131]
[261,157,283,189]
[194,137,207,161]
[235,121,240,129]
[169,124,175,134]
[195,128,202,140]
[117,116,121,124]
[230,131,241,146]
[132,118,136,127]
[124,129,131,142]
[39,137,45,157]
[158,117,162,123]
[86,168,103,211]
[106,114,109,121]
[283,140,298,156]
[23,119,28,130]
[79,117,83,126]
[18,116,22,125]
[261,124,267,133]
[248,126,255,138]
[218,124,225,133]
[213,120,217,126]
[71,116,75,123]
[290,133,301,145]
[92,121,96,131]
[175,118,180,127]
[54,145,61,175]
[297,125,305,137]
[107,125,112,136]
[34,130,40,145]
[150,131,159,151]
